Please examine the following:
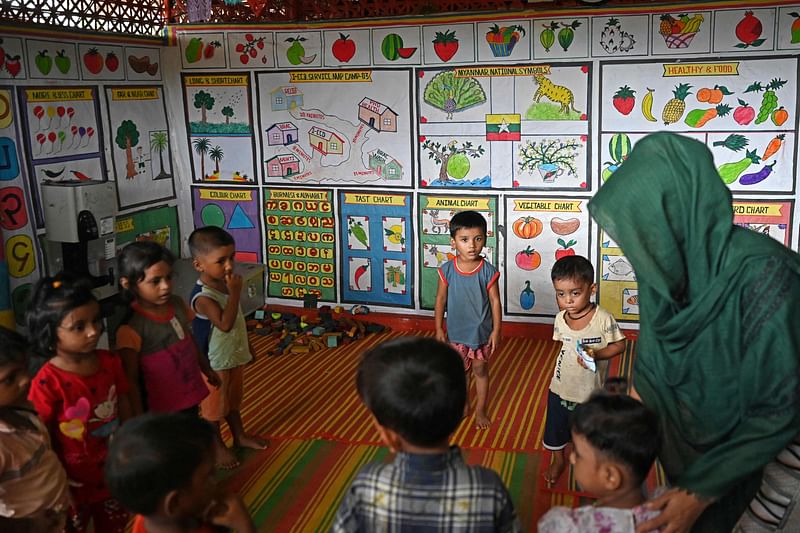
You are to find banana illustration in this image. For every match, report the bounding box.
[642,87,657,122]
[683,14,704,34]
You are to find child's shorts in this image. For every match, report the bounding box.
[200,365,244,422]
[451,342,490,371]
[543,390,577,451]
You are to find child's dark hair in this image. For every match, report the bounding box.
[571,392,660,485]
[106,412,216,516]
[551,255,594,285]
[27,273,97,358]
[357,337,466,447]
[0,325,27,370]
[188,226,235,258]
[449,210,487,238]
[117,240,175,302]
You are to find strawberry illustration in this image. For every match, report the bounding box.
[5,55,21,77]
[612,85,636,115]
[83,48,103,74]
[105,52,119,72]
[203,41,221,59]
[432,30,459,62]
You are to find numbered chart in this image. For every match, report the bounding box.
[264,189,336,301]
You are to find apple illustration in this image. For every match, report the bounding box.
[332,33,356,62]
[555,238,577,260]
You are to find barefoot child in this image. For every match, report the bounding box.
[544,256,626,486]
[189,227,267,469]
[434,210,501,429]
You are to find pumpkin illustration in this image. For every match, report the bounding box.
[512,216,543,239]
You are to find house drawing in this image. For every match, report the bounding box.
[265,154,301,177]
[266,122,299,146]
[358,97,398,132]
[368,149,402,179]
[308,127,345,155]
[270,86,303,111]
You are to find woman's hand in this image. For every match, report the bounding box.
[636,488,712,533]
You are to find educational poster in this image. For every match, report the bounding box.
[25,40,79,80]
[192,187,262,262]
[124,46,161,81]
[227,31,274,69]
[115,205,180,256]
[733,200,793,246]
[598,229,639,322]
[179,32,227,69]
[600,57,798,193]
[275,30,323,69]
[475,20,532,63]
[418,194,497,310]
[777,7,800,50]
[372,27,422,66]
[182,74,256,183]
[591,15,650,57]
[256,69,413,187]
[105,86,175,209]
[650,11,712,55]
[533,17,590,59]
[322,29,372,67]
[712,8,776,52]
[505,196,592,317]
[0,37,26,80]
[417,63,590,190]
[338,191,413,307]
[77,43,125,81]
[264,188,335,301]
[18,86,105,225]
[421,24,477,65]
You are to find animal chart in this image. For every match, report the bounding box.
[182,73,256,183]
[192,187,262,262]
[105,86,175,209]
[338,191,413,307]
[264,188,336,301]
[256,69,413,187]
[418,194,497,310]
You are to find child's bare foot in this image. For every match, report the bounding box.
[215,446,240,470]
[474,411,491,429]
[544,455,566,486]
[235,433,269,450]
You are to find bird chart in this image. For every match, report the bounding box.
[264,188,336,302]
[255,69,413,187]
[417,63,591,190]
[18,86,105,226]
[105,86,175,210]
[182,73,256,183]
[192,186,262,263]
[504,196,592,317]
[338,190,413,308]
[599,56,798,193]
[417,193,497,310]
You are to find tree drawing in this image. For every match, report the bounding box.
[193,137,211,179]
[115,120,140,179]
[209,145,224,176]
[193,91,215,124]
[149,131,170,179]
[421,139,485,183]
[221,106,234,124]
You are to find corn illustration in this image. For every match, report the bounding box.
[662,83,692,125]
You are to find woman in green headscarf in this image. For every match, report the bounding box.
[588,132,800,532]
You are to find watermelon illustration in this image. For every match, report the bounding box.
[381,34,404,61]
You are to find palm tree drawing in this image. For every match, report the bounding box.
[192,137,211,179]
[149,131,170,179]
[209,145,224,177]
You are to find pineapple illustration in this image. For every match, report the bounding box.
[659,14,676,36]
[662,83,692,125]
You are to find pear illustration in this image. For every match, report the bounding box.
[286,36,307,65]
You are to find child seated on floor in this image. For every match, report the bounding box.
[331,336,521,533]
[105,412,255,533]
[538,391,663,533]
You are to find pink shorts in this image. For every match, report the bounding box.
[451,342,489,371]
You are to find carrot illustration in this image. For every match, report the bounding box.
[762,134,785,161]
[354,263,369,289]
[684,104,731,128]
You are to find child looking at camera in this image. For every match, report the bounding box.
[189,227,267,470]
[434,210,501,429]
[27,274,131,533]
[538,392,662,532]
[543,255,626,485]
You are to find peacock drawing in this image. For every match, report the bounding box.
[423,71,487,119]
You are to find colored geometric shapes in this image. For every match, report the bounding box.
[200,203,225,227]
[485,114,521,141]
[229,203,255,229]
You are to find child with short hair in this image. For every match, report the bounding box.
[544,255,626,485]
[538,392,663,532]
[106,412,256,533]
[434,210,501,429]
[189,226,267,469]
[0,326,70,533]
[332,337,520,532]
[27,274,131,533]
[115,241,220,417]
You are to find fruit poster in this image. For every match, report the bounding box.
[338,191,413,307]
[192,187,262,262]
[264,188,336,301]
[179,32,226,69]
[504,196,592,317]
[18,86,105,225]
[256,69,413,187]
[0,37,26,80]
[25,40,79,80]
[78,44,124,81]
[417,194,497,310]
[115,205,180,256]
[105,86,175,209]
[417,63,591,190]
[182,73,256,183]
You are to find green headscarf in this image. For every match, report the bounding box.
[588,133,800,530]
